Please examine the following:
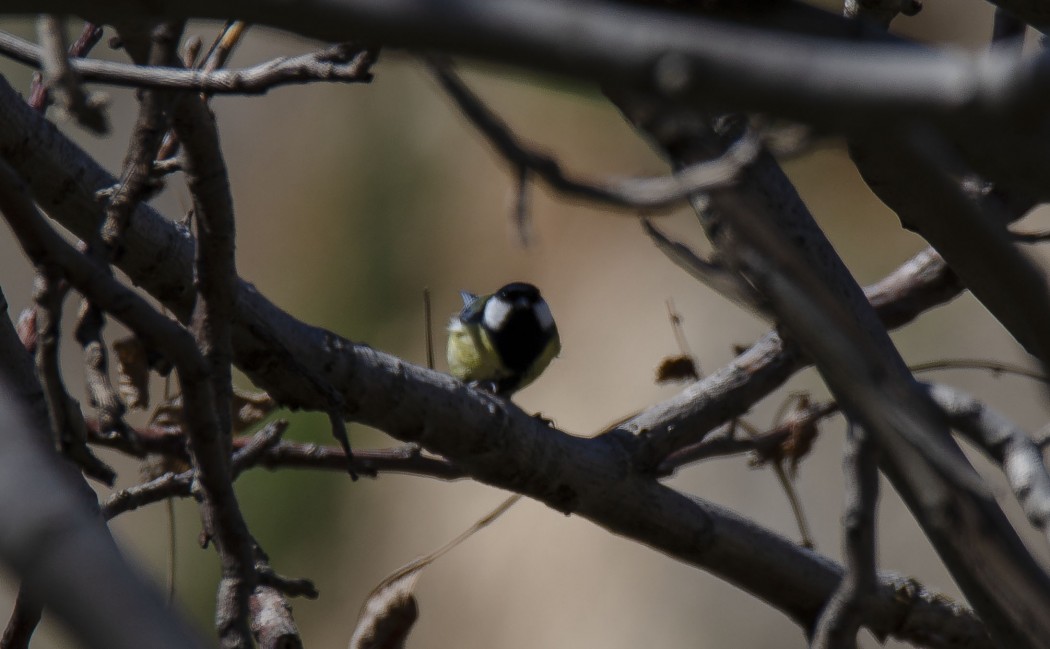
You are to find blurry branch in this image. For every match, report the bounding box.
[35,16,108,133]
[991,8,1027,55]
[0,374,206,649]
[32,268,116,484]
[642,217,768,316]
[910,358,1048,382]
[27,21,104,111]
[104,420,310,649]
[9,0,1050,132]
[0,31,378,94]
[1013,229,1050,244]
[844,0,921,27]
[925,382,1050,544]
[89,422,466,480]
[849,129,1050,381]
[811,423,878,649]
[427,59,762,210]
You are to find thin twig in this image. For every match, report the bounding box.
[643,218,768,316]
[811,422,879,649]
[910,358,1048,382]
[32,268,115,484]
[423,288,434,370]
[167,22,256,640]
[426,58,761,210]
[102,420,290,519]
[0,31,377,95]
[737,418,814,548]
[35,16,108,133]
[27,21,103,111]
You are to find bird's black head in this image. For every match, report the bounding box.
[495,282,540,303]
[483,282,556,375]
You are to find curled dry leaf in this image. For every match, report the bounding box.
[348,571,420,649]
[16,307,37,352]
[749,395,822,477]
[348,496,521,649]
[149,395,183,432]
[113,336,150,409]
[780,395,820,477]
[232,388,277,435]
[655,354,700,384]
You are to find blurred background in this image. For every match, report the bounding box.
[1,1,1049,647]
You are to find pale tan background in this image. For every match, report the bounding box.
[1,2,1049,647]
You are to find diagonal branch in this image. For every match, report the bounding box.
[427,59,761,210]
[925,382,1050,544]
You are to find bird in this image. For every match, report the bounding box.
[446,282,560,397]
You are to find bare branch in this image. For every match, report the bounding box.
[642,217,768,316]
[159,19,255,642]
[88,420,465,480]
[0,31,377,95]
[27,21,104,112]
[850,128,1050,380]
[925,382,1050,543]
[35,16,108,133]
[427,59,761,210]
[32,268,115,484]
[8,0,1050,139]
[101,420,290,519]
[811,423,879,649]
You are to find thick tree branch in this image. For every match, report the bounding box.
[3,0,1050,137]
[0,374,207,649]
[849,130,1050,377]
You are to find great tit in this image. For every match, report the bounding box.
[446,282,560,396]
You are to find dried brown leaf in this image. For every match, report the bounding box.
[149,395,183,431]
[113,336,151,409]
[655,355,700,384]
[16,308,37,352]
[348,571,420,649]
[232,388,276,435]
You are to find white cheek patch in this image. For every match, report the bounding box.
[483,298,513,330]
[532,301,555,331]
